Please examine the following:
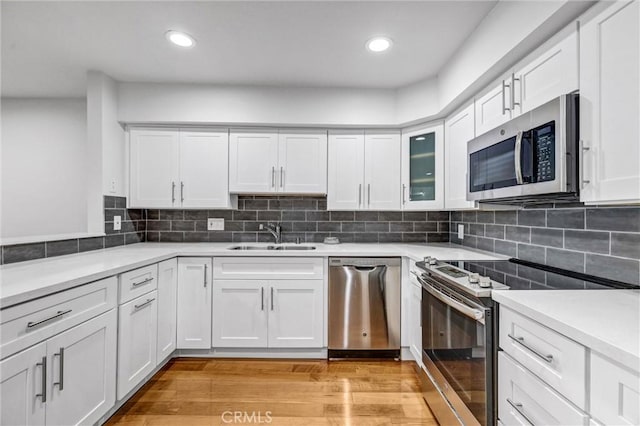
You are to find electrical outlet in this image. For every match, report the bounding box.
[109,178,117,193]
[457,224,464,240]
[208,218,224,231]
[114,215,122,231]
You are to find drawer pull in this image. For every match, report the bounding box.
[36,356,47,402]
[132,277,154,287]
[134,298,155,310]
[53,347,64,390]
[507,398,535,425]
[27,309,73,329]
[508,334,554,363]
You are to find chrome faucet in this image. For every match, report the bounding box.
[261,222,282,244]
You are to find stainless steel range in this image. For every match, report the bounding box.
[414,257,638,426]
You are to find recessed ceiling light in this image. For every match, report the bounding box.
[165,30,196,48]
[366,36,392,53]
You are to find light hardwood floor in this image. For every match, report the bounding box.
[106,358,437,425]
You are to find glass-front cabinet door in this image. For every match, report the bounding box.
[401,123,444,210]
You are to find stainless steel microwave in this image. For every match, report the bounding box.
[467,93,579,205]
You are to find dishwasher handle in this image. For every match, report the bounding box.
[342,265,387,272]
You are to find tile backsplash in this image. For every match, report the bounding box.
[449,206,640,284]
[146,195,450,244]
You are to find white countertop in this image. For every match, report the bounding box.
[492,290,640,372]
[0,242,504,308]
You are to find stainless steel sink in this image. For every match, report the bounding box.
[228,245,316,251]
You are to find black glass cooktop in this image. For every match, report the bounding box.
[444,258,639,291]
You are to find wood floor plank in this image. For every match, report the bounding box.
[106,358,435,425]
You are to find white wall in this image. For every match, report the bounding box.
[1,98,89,241]
[117,83,398,127]
[99,74,126,196]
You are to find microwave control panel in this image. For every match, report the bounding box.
[533,121,555,182]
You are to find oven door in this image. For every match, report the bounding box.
[420,277,494,426]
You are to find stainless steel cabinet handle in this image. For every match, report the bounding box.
[171,182,176,204]
[132,277,154,287]
[134,298,155,310]
[508,334,553,363]
[36,356,47,402]
[507,398,535,425]
[511,73,521,110]
[261,287,264,311]
[53,347,64,391]
[204,264,208,287]
[27,309,72,329]
[581,141,591,186]
[402,184,406,204]
[367,184,371,207]
[280,167,284,188]
[271,167,276,187]
[181,181,185,203]
[358,184,362,207]
[270,287,274,311]
[502,79,510,114]
[514,130,524,185]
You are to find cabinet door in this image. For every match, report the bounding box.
[445,104,477,210]
[156,259,177,363]
[475,80,512,136]
[0,343,46,426]
[177,258,213,349]
[580,0,640,204]
[408,280,422,366]
[268,280,323,348]
[46,310,117,426]
[401,124,445,210]
[129,129,180,208]
[117,292,158,400]
[327,132,365,210]
[590,352,640,426]
[229,131,278,193]
[514,24,578,115]
[179,130,231,208]
[212,280,268,348]
[365,132,401,211]
[278,132,328,194]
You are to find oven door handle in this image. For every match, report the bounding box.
[514,130,524,185]
[420,278,485,324]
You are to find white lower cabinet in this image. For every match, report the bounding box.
[498,351,588,426]
[268,280,323,348]
[177,258,213,349]
[156,259,177,362]
[408,278,422,365]
[212,280,268,347]
[590,352,640,426]
[0,309,117,426]
[117,291,158,400]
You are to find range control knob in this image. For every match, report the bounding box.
[468,273,480,284]
[428,258,438,266]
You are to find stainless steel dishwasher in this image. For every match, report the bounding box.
[328,257,401,359]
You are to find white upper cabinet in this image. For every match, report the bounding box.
[365,132,402,210]
[328,130,401,210]
[129,128,232,209]
[327,131,365,210]
[445,103,476,210]
[401,124,444,210]
[229,130,279,193]
[579,0,640,205]
[129,129,180,208]
[513,23,579,115]
[474,22,578,137]
[229,130,327,194]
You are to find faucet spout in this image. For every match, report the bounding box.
[261,222,282,244]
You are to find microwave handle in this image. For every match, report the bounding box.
[514,130,524,185]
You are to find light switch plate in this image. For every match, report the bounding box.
[457,224,464,239]
[114,215,122,231]
[208,218,224,231]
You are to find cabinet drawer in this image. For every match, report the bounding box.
[1,277,117,359]
[500,307,586,409]
[590,352,640,426]
[213,257,324,280]
[498,352,588,426]
[119,264,158,304]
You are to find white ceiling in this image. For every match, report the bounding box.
[1,1,497,97]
